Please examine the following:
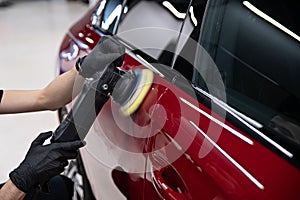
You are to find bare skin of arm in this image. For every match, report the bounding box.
[0,68,83,198]
[0,67,84,114]
[0,179,25,200]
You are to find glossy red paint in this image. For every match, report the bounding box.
[57,7,99,73]
[115,62,300,199]
[140,75,300,199]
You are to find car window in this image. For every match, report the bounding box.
[192,0,300,160]
[117,0,191,65]
[172,0,208,80]
[92,0,124,35]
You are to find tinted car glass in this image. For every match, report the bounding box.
[172,0,207,80]
[117,0,191,65]
[189,0,300,163]
[92,0,124,35]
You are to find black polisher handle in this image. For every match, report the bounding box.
[51,66,121,143]
[51,88,109,142]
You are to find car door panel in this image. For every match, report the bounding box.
[138,63,300,199]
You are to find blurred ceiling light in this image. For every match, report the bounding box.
[243,1,300,42]
[162,1,186,19]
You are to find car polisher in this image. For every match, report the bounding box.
[113,68,154,116]
[51,61,154,143]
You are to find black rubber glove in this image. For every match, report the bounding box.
[76,35,125,78]
[9,131,85,193]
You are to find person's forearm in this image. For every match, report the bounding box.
[0,179,25,200]
[0,67,84,114]
[37,67,84,111]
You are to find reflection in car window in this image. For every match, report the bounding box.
[193,0,300,159]
[172,0,207,80]
[117,0,191,65]
[92,0,124,35]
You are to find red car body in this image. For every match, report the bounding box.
[57,0,300,199]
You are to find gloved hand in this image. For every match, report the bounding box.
[76,35,125,78]
[9,131,85,193]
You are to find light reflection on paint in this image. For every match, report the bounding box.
[190,86,293,158]
[180,97,254,145]
[85,37,94,44]
[60,43,79,61]
[190,121,264,190]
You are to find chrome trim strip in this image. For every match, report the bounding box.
[193,85,263,129]
[191,85,293,158]
[135,54,165,78]
[180,97,254,145]
[117,38,165,78]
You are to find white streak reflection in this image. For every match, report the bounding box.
[243,1,300,42]
[101,4,122,30]
[189,6,198,26]
[190,121,264,190]
[180,97,254,145]
[162,1,186,19]
[190,86,293,158]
